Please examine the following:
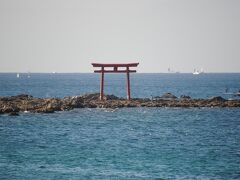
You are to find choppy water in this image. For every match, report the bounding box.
[0,73,240,179]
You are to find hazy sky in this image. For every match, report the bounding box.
[0,0,239,73]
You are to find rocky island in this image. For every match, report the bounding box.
[0,93,239,115]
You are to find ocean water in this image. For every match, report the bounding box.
[0,73,240,179]
[0,73,239,99]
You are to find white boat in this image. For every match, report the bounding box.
[193,69,200,75]
[193,71,200,75]
[17,73,20,78]
[193,68,204,75]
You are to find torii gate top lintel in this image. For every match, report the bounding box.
[91,63,139,100]
[92,63,139,67]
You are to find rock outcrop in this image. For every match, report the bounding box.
[0,93,239,115]
[160,92,178,99]
[180,95,191,99]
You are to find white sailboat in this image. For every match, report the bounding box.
[193,68,204,75]
[17,73,20,78]
[193,69,200,75]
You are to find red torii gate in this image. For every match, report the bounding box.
[91,63,139,100]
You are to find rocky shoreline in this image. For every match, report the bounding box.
[0,93,240,115]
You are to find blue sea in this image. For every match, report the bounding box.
[0,73,240,179]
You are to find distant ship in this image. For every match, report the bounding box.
[17,73,20,78]
[193,68,204,75]
[193,70,200,75]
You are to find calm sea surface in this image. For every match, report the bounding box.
[0,73,240,179]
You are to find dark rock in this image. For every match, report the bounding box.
[63,96,84,108]
[11,94,33,100]
[124,102,137,107]
[2,105,19,113]
[85,103,97,108]
[0,93,239,114]
[225,100,240,107]
[161,93,178,99]
[0,97,11,101]
[209,96,225,102]
[180,95,191,99]
[2,106,13,113]
[81,93,100,101]
[9,112,19,116]
[45,99,62,111]
[35,107,55,113]
[105,94,119,100]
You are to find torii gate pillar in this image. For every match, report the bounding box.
[91,63,139,100]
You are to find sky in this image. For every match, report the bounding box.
[0,0,239,73]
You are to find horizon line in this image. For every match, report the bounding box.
[0,71,240,74]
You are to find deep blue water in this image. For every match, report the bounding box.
[0,73,240,179]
